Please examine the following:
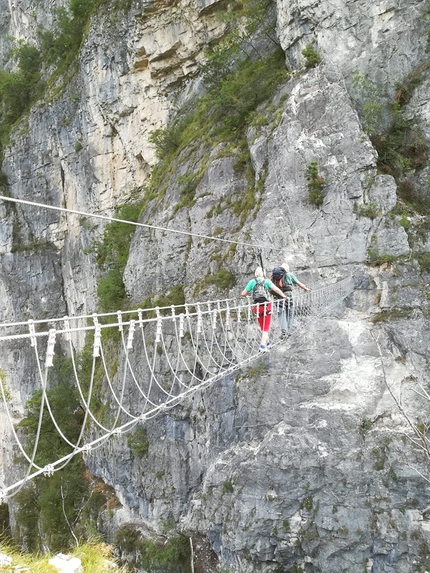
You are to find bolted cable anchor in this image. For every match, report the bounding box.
[127,320,136,350]
[225,302,231,329]
[45,329,56,368]
[197,304,203,334]
[212,308,217,330]
[155,309,162,343]
[93,315,101,358]
[63,316,71,341]
[117,311,123,332]
[179,313,185,338]
[28,320,37,348]
[43,464,54,477]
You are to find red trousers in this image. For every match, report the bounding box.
[253,302,272,333]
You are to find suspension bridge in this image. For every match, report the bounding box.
[0,275,354,499]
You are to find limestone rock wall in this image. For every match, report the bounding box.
[0,0,429,571]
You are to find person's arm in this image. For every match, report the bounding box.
[273,285,287,298]
[289,273,309,291]
[241,280,254,297]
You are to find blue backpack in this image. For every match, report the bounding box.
[270,268,293,298]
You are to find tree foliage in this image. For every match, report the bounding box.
[201,0,279,89]
[306,161,325,206]
[96,201,143,312]
[14,355,116,553]
[40,0,100,66]
[301,44,321,68]
[14,357,89,552]
[0,43,43,147]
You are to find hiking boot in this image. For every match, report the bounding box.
[259,345,269,353]
[281,330,287,338]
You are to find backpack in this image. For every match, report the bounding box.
[271,267,286,290]
[270,267,293,298]
[252,279,269,304]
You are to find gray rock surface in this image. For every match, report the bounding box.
[0,0,429,571]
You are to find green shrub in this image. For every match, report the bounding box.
[397,178,430,214]
[210,49,287,137]
[208,270,237,290]
[139,535,190,572]
[40,0,102,67]
[13,356,106,552]
[301,44,321,68]
[115,527,190,572]
[148,126,183,161]
[417,252,430,273]
[0,43,44,147]
[140,285,187,316]
[372,109,428,178]
[173,172,203,212]
[359,417,373,434]
[223,480,234,492]
[367,251,397,265]
[398,213,411,229]
[394,62,430,107]
[352,72,384,137]
[306,162,325,206]
[370,309,412,323]
[96,200,143,312]
[97,268,127,313]
[115,525,140,553]
[17,357,82,466]
[354,202,380,219]
[127,427,149,457]
[193,269,237,297]
[201,43,241,90]
[353,71,429,214]
[201,0,280,89]
[303,496,313,510]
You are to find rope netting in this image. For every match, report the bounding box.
[0,275,354,499]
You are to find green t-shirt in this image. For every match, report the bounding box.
[244,278,273,292]
[284,272,299,286]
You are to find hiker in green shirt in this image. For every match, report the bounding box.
[270,263,308,337]
[241,267,286,352]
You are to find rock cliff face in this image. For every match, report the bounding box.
[0,0,429,572]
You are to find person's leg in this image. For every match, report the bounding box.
[260,305,272,346]
[277,300,287,333]
[253,305,261,326]
[255,306,265,338]
[286,299,294,331]
[257,313,264,331]
[255,310,268,350]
